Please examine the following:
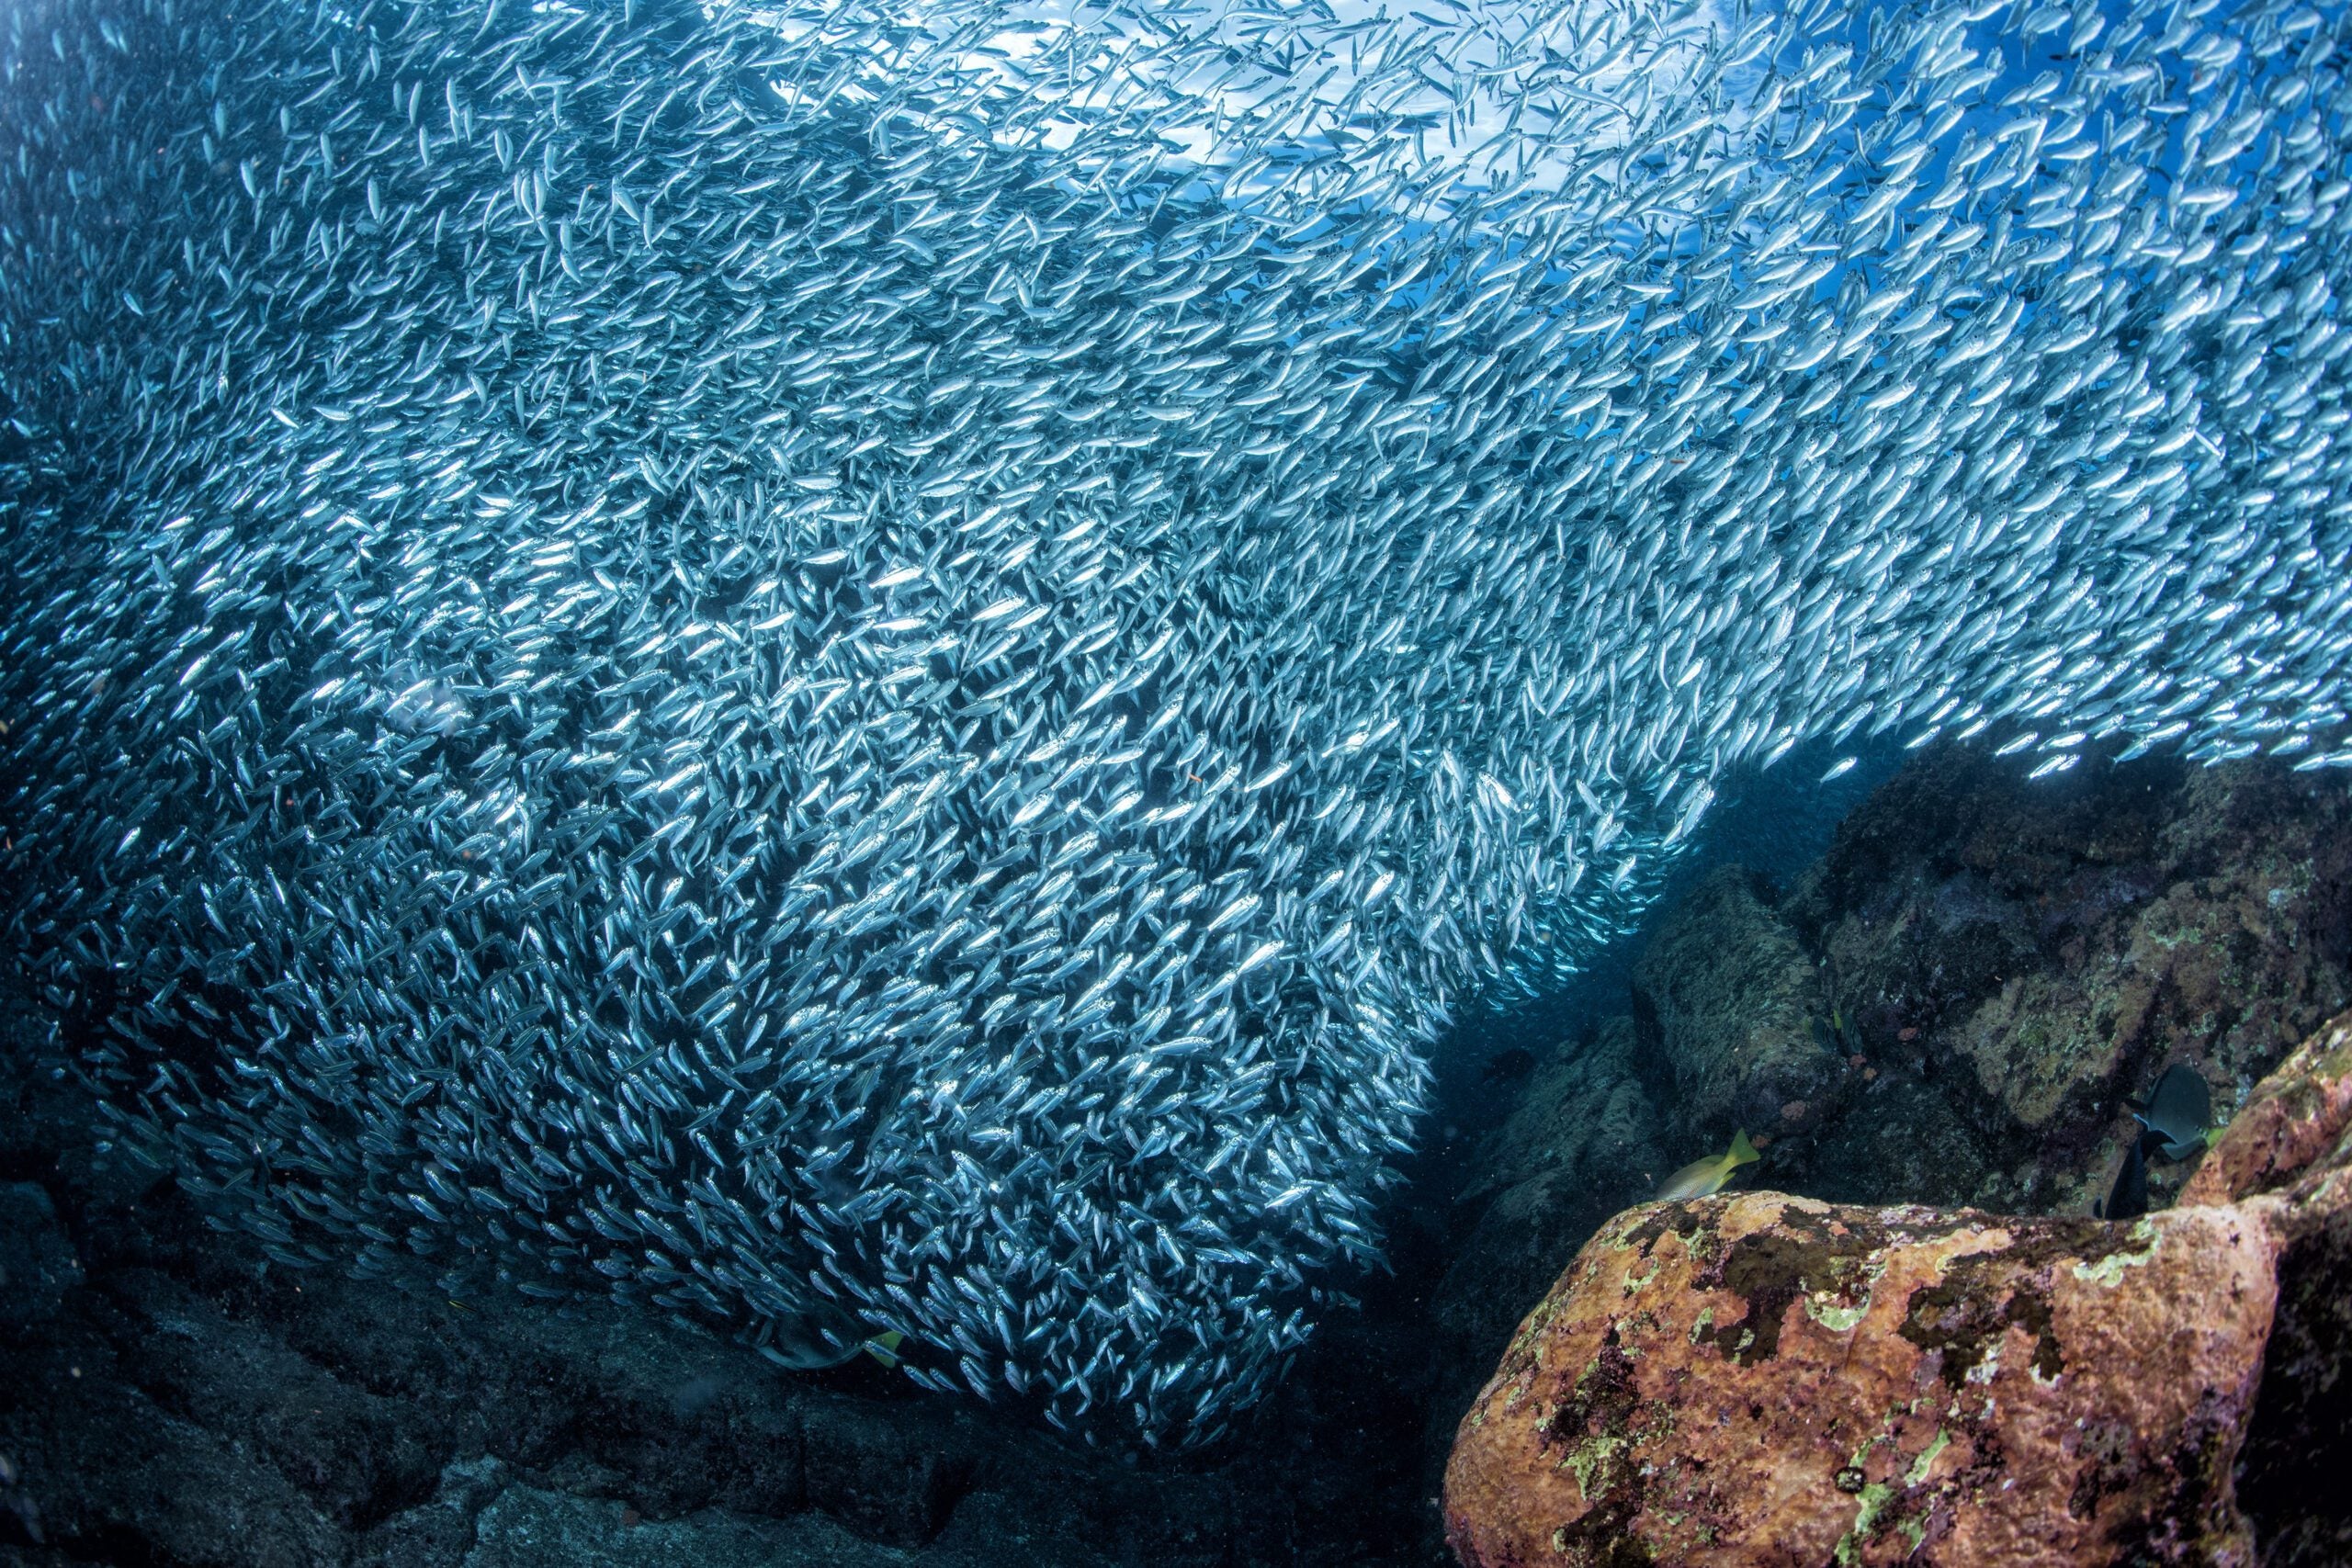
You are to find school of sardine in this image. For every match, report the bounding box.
[1,0,2348,1448]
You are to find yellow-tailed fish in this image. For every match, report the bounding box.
[1655,1130,1760,1201]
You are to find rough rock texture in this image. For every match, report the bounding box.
[1421,750,2352,1470]
[1606,745,2352,1221]
[2180,1018,2352,1212]
[1443,1010,2352,1568]
[1447,1196,2274,1567]
[2197,1021,2352,1568]
[1781,745,2352,1213]
[1630,866,1844,1142]
[1430,1019,1671,1411]
[1421,748,2352,1565]
[2236,1199,2352,1568]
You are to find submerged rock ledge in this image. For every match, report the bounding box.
[1442,1011,2352,1567]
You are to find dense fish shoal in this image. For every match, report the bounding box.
[1,0,2348,1448]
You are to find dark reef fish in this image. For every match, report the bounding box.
[2,0,2349,1448]
[2133,1060,2214,1161]
[2095,1127,2163,1222]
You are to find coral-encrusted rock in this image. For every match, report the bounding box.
[1445,1197,2271,1566]
[1443,1011,2352,1568]
[2228,1028,2352,1565]
[2180,1018,2352,1214]
[2211,1018,2352,1567]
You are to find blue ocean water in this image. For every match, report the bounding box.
[1,0,2347,1453]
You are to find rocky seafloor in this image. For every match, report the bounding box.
[6,741,2350,1567]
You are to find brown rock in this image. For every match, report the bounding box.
[1782,745,2352,1212]
[2181,1020,2352,1213]
[1445,1198,2271,1566]
[1630,866,1838,1145]
[1442,1011,2352,1568]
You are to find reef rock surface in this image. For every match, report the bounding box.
[1442,1010,2352,1568]
[1424,746,2352,1489]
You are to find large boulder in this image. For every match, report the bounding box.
[1442,1011,2352,1568]
[1629,866,1841,1144]
[1418,750,2352,1558]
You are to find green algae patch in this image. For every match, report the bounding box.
[1619,1201,1710,1258]
[2072,1219,2158,1287]
[1835,1482,1897,1566]
[1543,1331,1643,1449]
[1830,1433,1946,1568]
[1806,1290,1872,1333]
[1553,1519,1657,1568]
[1898,1217,2152,1387]
[1567,1434,1629,1502]
[1905,1427,1951,1485]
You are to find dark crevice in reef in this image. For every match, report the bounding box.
[6,740,2352,1566]
[2237,1205,2352,1567]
